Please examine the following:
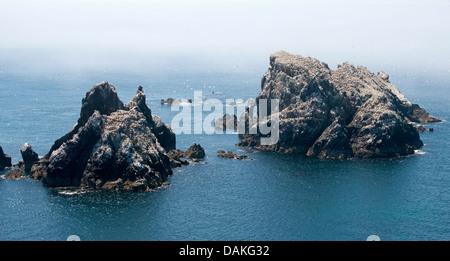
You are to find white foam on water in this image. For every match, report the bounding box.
[57,188,86,196]
[414,149,427,155]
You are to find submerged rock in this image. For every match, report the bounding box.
[0,146,12,171]
[31,82,176,191]
[238,51,441,159]
[4,168,25,179]
[20,143,39,171]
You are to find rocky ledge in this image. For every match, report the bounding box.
[31,82,177,191]
[4,168,25,179]
[238,51,441,159]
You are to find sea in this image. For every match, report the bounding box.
[0,53,449,241]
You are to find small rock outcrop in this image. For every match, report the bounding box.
[167,149,189,168]
[31,82,176,191]
[4,168,25,179]
[214,114,238,130]
[20,143,39,171]
[184,143,205,161]
[166,144,206,167]
[415,124,434,133]
[0,146,12,171]
[416,125,427,133]
[161,98,192,105]
[238,51,441,159]
[217,151,248,160]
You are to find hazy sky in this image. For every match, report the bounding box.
[1,0,449,74]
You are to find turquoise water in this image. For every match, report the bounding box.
[0,59,449,241]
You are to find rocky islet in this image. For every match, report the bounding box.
[238,51,441,159]
[30,82,177,191]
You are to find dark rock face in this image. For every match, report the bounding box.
[0,146,12,171]
[130,86,176,151]
[47,82,125,155]
[79,82,125,126]
[184,143,205,160]
[151,115,176,151]
[238,51,441,159]
[4,168,25,179]
[214,114,238,130]
[20,143,39,171]
[31,82,176,191]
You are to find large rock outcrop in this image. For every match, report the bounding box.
[238,51,441,159]
[0,146,12,171]
[31,82,176,191]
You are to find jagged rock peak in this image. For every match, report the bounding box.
[20,143,39,171]
[31,82,176,191]
[129,85,152,123]
[79,81,125,126]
